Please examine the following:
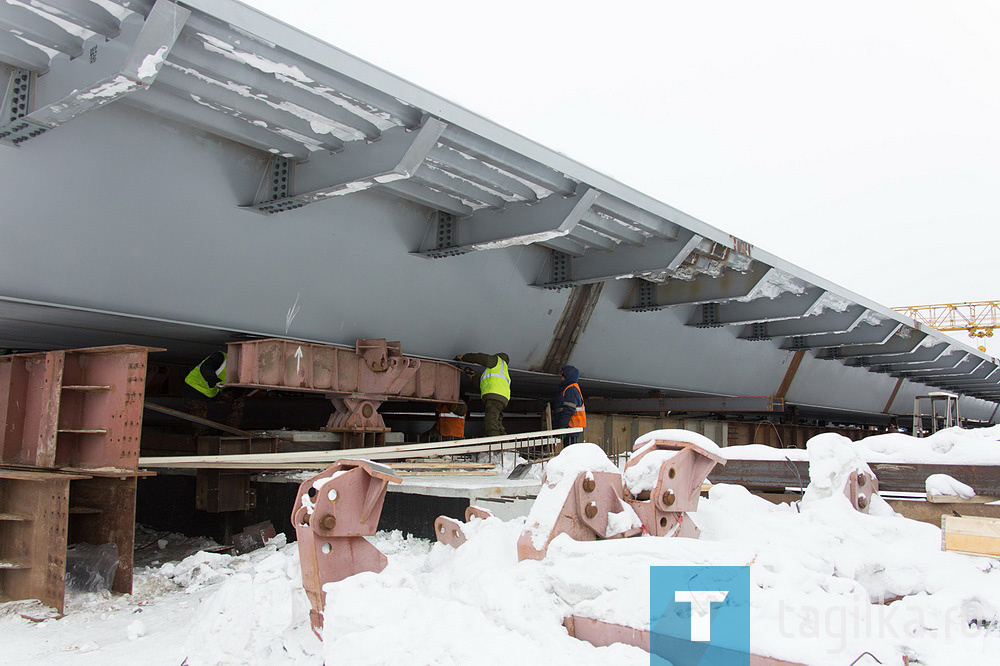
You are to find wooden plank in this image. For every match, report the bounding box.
[139,429,580,467]
[942,515,1000,557]
[927,494,999,504]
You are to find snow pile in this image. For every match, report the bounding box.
[722,425,1000,464]
[522,443,632,549]
[622,448,678,495]
[926,473,976,499]
[634,428,723,456]
[802,433,873,502]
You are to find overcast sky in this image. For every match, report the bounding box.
[243,0,1000,354]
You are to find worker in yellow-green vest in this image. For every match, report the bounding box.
[185,351,227,398]
[454,352,510,437]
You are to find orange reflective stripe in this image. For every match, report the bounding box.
[563,383,586,428]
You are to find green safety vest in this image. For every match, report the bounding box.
[185,354,227,398]
[480,356,511,400]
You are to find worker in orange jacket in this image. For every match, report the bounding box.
[422,401,467,442]
[553,365,586,445]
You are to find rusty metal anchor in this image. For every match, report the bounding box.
[291,459,401,636]
[433,506,495,548]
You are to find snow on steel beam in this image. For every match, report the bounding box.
[738,304,869,340]
[379,178,473,218]
[687,287,825,328]
[578,209,646,246]
[155,64,345,153]
[440,125,577,197]
[932,365,1000,387]
[785,321,903,351]
[0,37,52,73]
[620,262,773,309]
[0,0,188,146]
[589,196,680,240]
[541,232,699,289]
[166,42,383,141]
[893,356,985,379]
[246,119,447,215]
[124,84,313,160]
[425,144,538,203]
[879,351,973,374]
[540,235,588,258]
[411,163,508,210]
[123,4,422,130]
[846,343,953,368]
[417,186,600,258]
[0,2,85,59]
[31,0,125,40]
[819,328,927,358]
[566,225,619,252]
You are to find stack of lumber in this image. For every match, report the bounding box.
[138,428,581,470]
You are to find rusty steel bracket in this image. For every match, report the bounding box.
[291,459,401,637]
[516,439,725,561]
[517,470,643,561]
[847,468,880,513]
[433,506,494,548]
[623,439,726,538]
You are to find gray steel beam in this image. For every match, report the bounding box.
[566,225,619,252]
[587,396,783,413]
[540,232,702,289]
[31,0,124,39]
[379,178,472,218]
[166,43,383,140]
[425,144,538,203]
[578,209,646,246]
[738,305,868,340]
[0,3,85,59]
[539,235,588,258]
[158,8,423,129]
[893,357,984,379]
[417,186,600,258]
[245,119,447,214]
[156,62,345,153]
[0,37,51,73]
[936,366,1000,387]
[412,164,508,210]
[688,287,826,327]
[620,262,773,308]
[821,329,927,358]
[591,196,680,240]
[786,322,903,350]
[440,125,577,197]
[124,83,312,160]
[846,343,953,368]
[0,0,189,146]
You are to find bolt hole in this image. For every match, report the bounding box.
[321,543,331,554]
[660,517,667,528]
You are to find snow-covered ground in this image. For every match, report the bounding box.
[3,427,1000,665]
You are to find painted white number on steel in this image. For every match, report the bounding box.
[674,590,729,641]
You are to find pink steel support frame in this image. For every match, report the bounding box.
[433,506,494,548]
[515,439,724,561]
[623,439,726,539]
[291,459,401,637]
[226,338,459,447]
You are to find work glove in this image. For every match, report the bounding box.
[462,367,476,379]
[454,354,464,362]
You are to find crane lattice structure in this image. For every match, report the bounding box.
[893,301,1000,338]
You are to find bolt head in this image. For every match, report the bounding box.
[662,491,676,507]
[584,502,598,519]
[582,477,596,493]
[320,515,336,530]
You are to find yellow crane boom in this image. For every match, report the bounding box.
[893,301,1000,338]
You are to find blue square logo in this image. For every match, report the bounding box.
[650,566,751,666]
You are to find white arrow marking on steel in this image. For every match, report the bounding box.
[294,346,304,374]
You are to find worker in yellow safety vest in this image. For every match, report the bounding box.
[454,352,510,437]
[184,351,227,398]
[553,365,586,445]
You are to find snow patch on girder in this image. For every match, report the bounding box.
[138,46,168,79]
[804,291,853,315]
[470,229,571,251]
